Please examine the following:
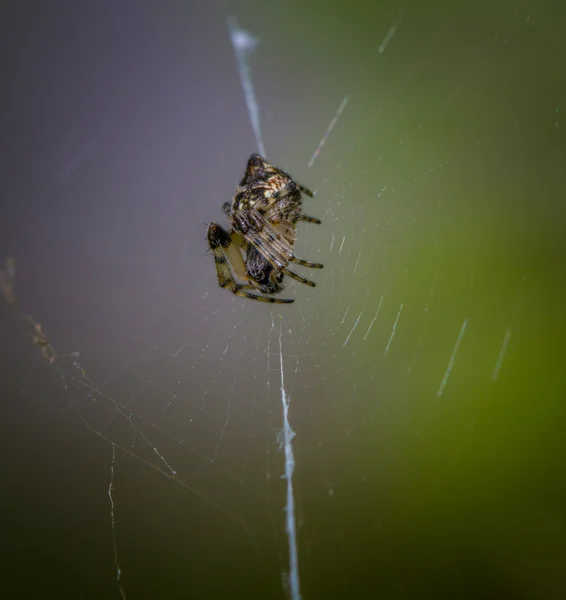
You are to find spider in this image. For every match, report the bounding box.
[207,153,323,304]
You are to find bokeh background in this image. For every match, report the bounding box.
[1,1,565,599]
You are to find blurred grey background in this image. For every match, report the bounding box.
[1,1,566,599]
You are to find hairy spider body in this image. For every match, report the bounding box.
[207,154,323,303]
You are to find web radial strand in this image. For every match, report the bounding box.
[279,329,301,600]
[228,17,266,157]
[228,17,302,598]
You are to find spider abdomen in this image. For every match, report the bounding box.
[246,247,284,294]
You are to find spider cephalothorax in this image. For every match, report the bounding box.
[207,154,323,303]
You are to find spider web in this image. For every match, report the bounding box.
[2,3,566,600]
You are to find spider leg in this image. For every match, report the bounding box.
[280,266,316,287]
[241,223,291,270]
[236,209,322,289]
[231,230,248,249]
[269,184,319,228]
[229,283,295,303]
[241,218,321,287]
[296,214,321,225]
[298,184,314,197]
[238,289,294,303]
[207,222,247,276]
[207,222,294,303]
[292,257,324,269]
